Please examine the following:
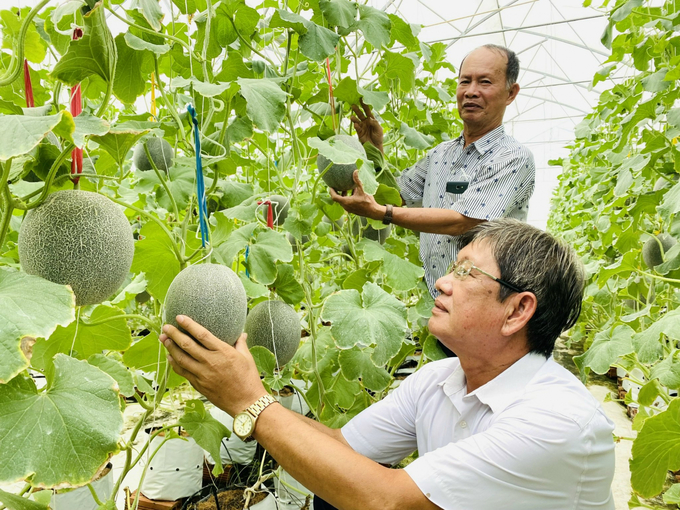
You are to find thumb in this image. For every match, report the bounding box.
[234,333,252,359]
[352,170,365,194]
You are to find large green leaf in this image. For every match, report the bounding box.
[32,306,133,372]
[90,128,149,166]
[237,78,289,133]
[573,325,635,376]
[88,354,135,398]
[122,332,185,388]
[338,347,391,392]
[130,222,181,303]
[0,355,122,487]
[0,488,49,510]
[131,0,164,32]
[632,309,680,364]
[380,50,416,92]
[319,0,357,29]
[247,229,294,285]
[0,271,75,384]
[0,112,75,162]
[299,21,340,62]
[358,239,424,291]
[272,264,305,305]
[213,222,257,266]
[72,112,110,149]
[399,122,435,150]
[179,400,230,476]
[51,3,116,86]
[321,282,407,365]
[113,33,149,104]
[269,10,307,33]
[630,398,680,498]
[124,32,170,55]
[651,351,680,390]
[357,5,391,49]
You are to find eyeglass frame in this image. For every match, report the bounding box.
[447,259,525,294]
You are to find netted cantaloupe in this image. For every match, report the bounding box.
[245,300,300,366]
[133,137,174,172]
[352,217,391,244]
[18,190,134,306]
[642,234,677,269]
[260,194,289,226]
[164,264,247,345]
[316,135,366,192]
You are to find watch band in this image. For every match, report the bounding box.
[242,394,278,442]
[382,204,394,225]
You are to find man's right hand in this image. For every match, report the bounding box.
[351,100,384,154]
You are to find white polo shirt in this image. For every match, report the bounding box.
[341,353,615,510]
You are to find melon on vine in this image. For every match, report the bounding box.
[18,190,135,306]
[316,135,366,192]
[133,137,174,172]
[642,234,677,269]
[164,264,247,345]
[245,300,300,366]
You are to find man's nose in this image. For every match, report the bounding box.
[465,84,479,97]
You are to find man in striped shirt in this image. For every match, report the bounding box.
[332,44,535,300]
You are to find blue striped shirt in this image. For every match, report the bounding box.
[397,125,535,297]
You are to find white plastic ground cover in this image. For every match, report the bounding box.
[206,406,258,466]
[48,463,114,510]
[140,435,204,501]
[275,469,313,507]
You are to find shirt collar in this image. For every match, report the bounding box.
[457,125,506,154]
[439,352,549,413]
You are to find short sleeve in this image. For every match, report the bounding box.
[403,406,615,510]
[397,153,431,205]
[341,372,420,465]
[452,147,535,221]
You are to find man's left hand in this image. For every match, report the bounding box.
[160,316,268,416]
[329,170,384,220]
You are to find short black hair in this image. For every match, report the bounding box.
[460,44,520,89]
[457,219,584,358]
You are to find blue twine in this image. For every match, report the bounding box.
[187,104,209,248]
[244,245,250,277]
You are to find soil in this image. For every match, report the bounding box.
[195,489,267,510]
[275,386,295,397]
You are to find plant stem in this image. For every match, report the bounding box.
[84,313,159,331]
[87,483,104,506]
[228,16,281,75]
[22,141,75,210]
[0,0,50,87]
[0,161,14,250]
[144,142,180,220]
[154,56,187,144]
[638,269,680,283]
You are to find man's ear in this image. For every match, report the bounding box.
[501,291,536,337]
[506,83,520,105]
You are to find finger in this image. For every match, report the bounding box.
[352,170,365,194]
[162,323,207,362]
[351,104,366,121]
[162,334,203,375]
[329,187,345,203]
[350,115,362,127]
[234,333,253,360]
[165,354,195,382]
[360,99,374,119]
[175,315,223,351]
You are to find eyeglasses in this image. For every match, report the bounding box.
[447,259,524,294]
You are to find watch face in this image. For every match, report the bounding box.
[234,413,254,437]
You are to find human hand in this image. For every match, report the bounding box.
[351,100,384,153]
[329,170,384,220]
[160,316,267,416]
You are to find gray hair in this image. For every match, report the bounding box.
[457,219,584,358]
[460,44,520,90]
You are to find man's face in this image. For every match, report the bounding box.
[456,48,519,134]
[429,240,508,354]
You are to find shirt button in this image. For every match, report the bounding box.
[459,421,468,429]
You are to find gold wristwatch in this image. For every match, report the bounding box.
[233,394,278,442]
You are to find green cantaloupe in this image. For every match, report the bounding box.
[352,217,391,244]
[133,137,174,172]
[322,216,344,231]
[287,232,310,251]
[164,264,247,345]
[245,300,300,366]
[18,190,134,306]
[316,135,366,192]
[642,234,677,269]
[261,194,289,226]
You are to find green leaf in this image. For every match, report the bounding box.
[613,168,633,197]
[88,354,135,397]
[650,351,680,390]
[633,309,680,363]
[237,78,289,133]
[630,398,680,498]
[247,229,294,285]
[131,0,164,32]
[573,325,635,375]
[123,332,185,388]
[641,69,671,92]
[359,239,424,291]
[239,273,269,299]
[90,128,149,166]
[338,347,391,392]
[283,204,316,240]
[0,112,75,162]
[213,222,257,266]
[342,268,371,291]
[124,32,169,55]
[299,21,340,62]
[399,122,435,150]
[250,345,276,374]
[308,136,365,165]
[73,112,110,149]
[0,271,75,384]
[269,10,307,33]
[0,355,122,487]
[321,282,407,365]
[659,182,680,220]
[0,488,48,510]
[357,86,389,111]
[357,5,391,49]
[131,222,181,303]
[333,77,362,105]
[172,77,233,98]
[380,50,415,92]
[663,483,680,505]
[113,33,149,104]
[272,264,305,305]
[389,14,418,49]
[179,400,230,476]
[422,334,446,361]
[319,0,357,29]
[374,184,402,206]
[51,3,116,86]
[32,306,133,372]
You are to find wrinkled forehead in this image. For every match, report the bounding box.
[459,48,508,78]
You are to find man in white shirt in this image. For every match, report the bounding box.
[161,219,616,510]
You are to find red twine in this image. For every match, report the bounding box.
[326,57,337,132]
[257,200,274,229]
[70,28,83,184]
[23,59,34,108]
